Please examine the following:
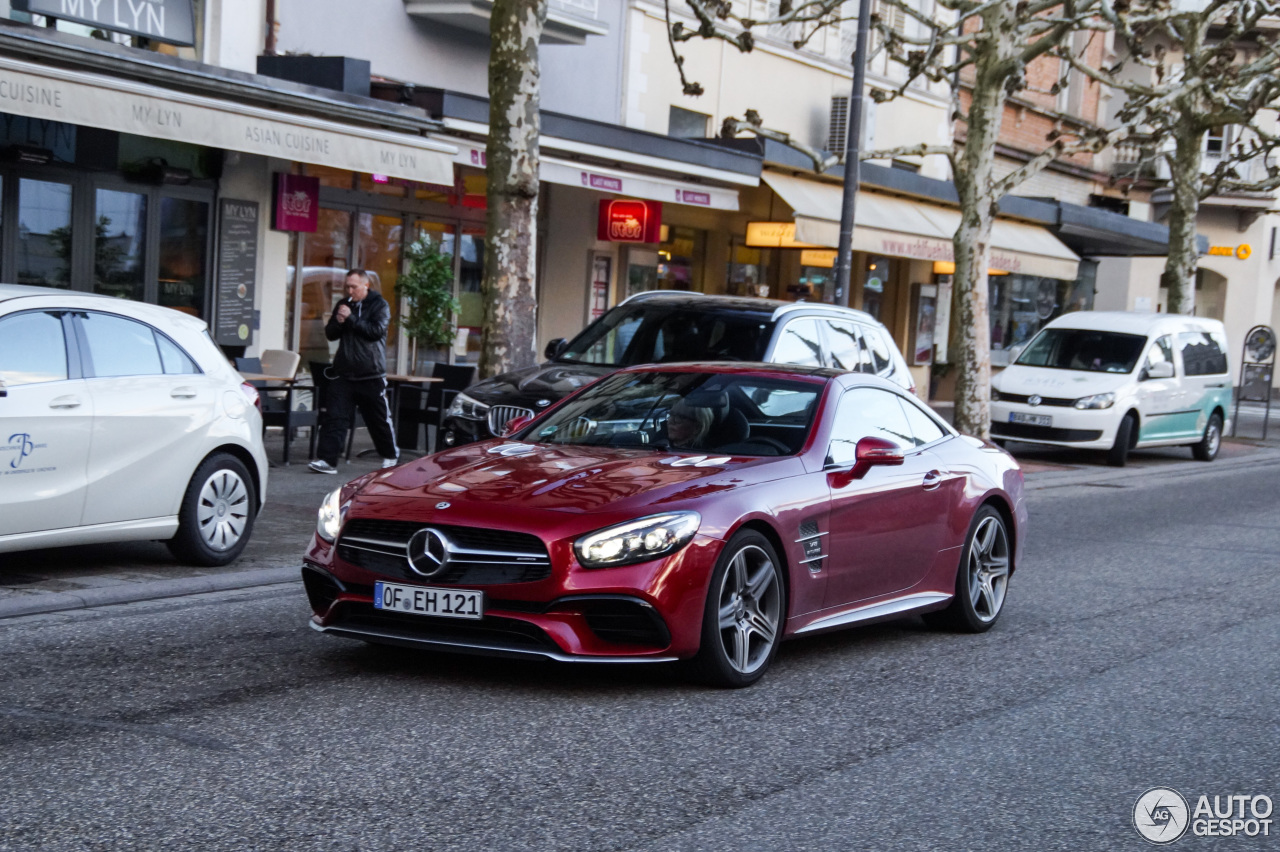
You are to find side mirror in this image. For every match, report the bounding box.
[544,338,568,360]
[501,415,532,437]
[828,436,905,486]
[1144,361,1174,380]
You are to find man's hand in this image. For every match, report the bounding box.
[334,304,352,323]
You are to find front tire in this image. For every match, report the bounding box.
[689,531,786,688]
[167,453,257,566]
[1107,413,1136,467]
[1192,412,1222,462]
[924,505,1010,633]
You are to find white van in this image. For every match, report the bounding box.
[990,312,1232,466]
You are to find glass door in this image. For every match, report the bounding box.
[17,178,73,288]
[410,218,458,374]
[357,211,406,372]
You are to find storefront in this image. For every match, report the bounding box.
[0,23,456,369]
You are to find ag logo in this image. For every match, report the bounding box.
[1135,787,1190,844]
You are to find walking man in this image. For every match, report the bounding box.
[309,269,399,474]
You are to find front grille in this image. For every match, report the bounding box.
[337,519,552,585]
[991,423,1103,442]
[488,405,534,435]
[996,392,1075,407]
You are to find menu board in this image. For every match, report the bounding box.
[215,199,260,347]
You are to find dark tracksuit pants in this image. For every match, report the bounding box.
[316,375,398,465]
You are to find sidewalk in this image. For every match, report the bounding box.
[3,418,1280,620]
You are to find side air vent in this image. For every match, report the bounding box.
[796,519,826,572]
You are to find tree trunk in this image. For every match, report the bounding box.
[481,0,547,379]
[949,19,1011,441]
[1161,115,1204,316]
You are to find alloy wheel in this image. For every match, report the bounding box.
[967,515,1010,622]
[716,544,782,674]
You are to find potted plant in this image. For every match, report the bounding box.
[399,234,459,374]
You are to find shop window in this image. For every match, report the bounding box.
[728,241,768,297]
[456,225,486,363]
[18,178,72,288]
[303,164,356,190]
[299,208,353,367]
[357,174,408,198]
[94,189,147,301]
[988,267,1096,366]
[658,226,702,291]
[358,212,405,363]
[862,256,889,320]
[157,197,208,316]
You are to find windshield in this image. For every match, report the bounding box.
[518,371,823,456]
[1014,328,1148,374]
[557,304,773,368]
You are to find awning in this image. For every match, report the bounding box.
[449,141,741,210]
[0,55,456,185]
[762,171,1080,280]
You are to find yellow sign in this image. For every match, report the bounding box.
[800,249,837,268]
[745,221,822,249]
[1207,244,1251,259]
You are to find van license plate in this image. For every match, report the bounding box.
[373,582,484,620]
[1010,412,1052,427]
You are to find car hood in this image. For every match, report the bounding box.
[351,441,781,515]
[994,364,1132,397]
[465,362,614,408]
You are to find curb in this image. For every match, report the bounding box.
[0,566,299,620]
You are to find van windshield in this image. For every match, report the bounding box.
[1015,328,1147,373]
[557,304,773,368]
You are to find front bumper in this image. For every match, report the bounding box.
[302,531,722,662]
[990,401,1119,449]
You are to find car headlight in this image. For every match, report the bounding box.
[1073,392,1115,410]
[574,512,701,568]
[317,488,344,542]
[446,392,490,420]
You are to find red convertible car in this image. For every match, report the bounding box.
[302,364,1026,687]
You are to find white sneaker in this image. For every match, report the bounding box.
[309,459,338,475]
[381,457,399,469]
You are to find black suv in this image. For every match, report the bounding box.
[439,291,915,449]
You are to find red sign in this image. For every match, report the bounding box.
[272,173,319,233]
[598,199,662,243]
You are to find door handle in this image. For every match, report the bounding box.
[49,396,82,409]
[922,470,943,491]
[170,387,198,399]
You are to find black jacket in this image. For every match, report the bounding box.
[325,290,390,380]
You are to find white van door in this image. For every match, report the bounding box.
[1135,334,1186,442]
[0,311,94,536]
[1176,329,1232,440]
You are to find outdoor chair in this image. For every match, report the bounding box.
[237,354,316,465]
[396,362,477,454]
[309,360,363,462]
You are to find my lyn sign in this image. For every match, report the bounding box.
[13,0,195,46]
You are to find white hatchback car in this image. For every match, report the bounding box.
[991,311,1233,466]
[0,284,268,565]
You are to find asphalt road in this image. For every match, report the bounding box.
[2,457,1279,851]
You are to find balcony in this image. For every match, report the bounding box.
[403,0,607,45]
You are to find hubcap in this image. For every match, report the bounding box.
[196,469,250,552]
[1207,422,1221,456]
[968,516,1010,623]
[716,545,782,674]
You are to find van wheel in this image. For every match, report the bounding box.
[1192,413,1222,462]
[1107,414,1136,467]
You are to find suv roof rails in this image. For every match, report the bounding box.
[619,290,711,305]
[770,302,877,323]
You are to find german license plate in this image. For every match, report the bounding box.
[1010,412,1052,427]
[373,581,484,620]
